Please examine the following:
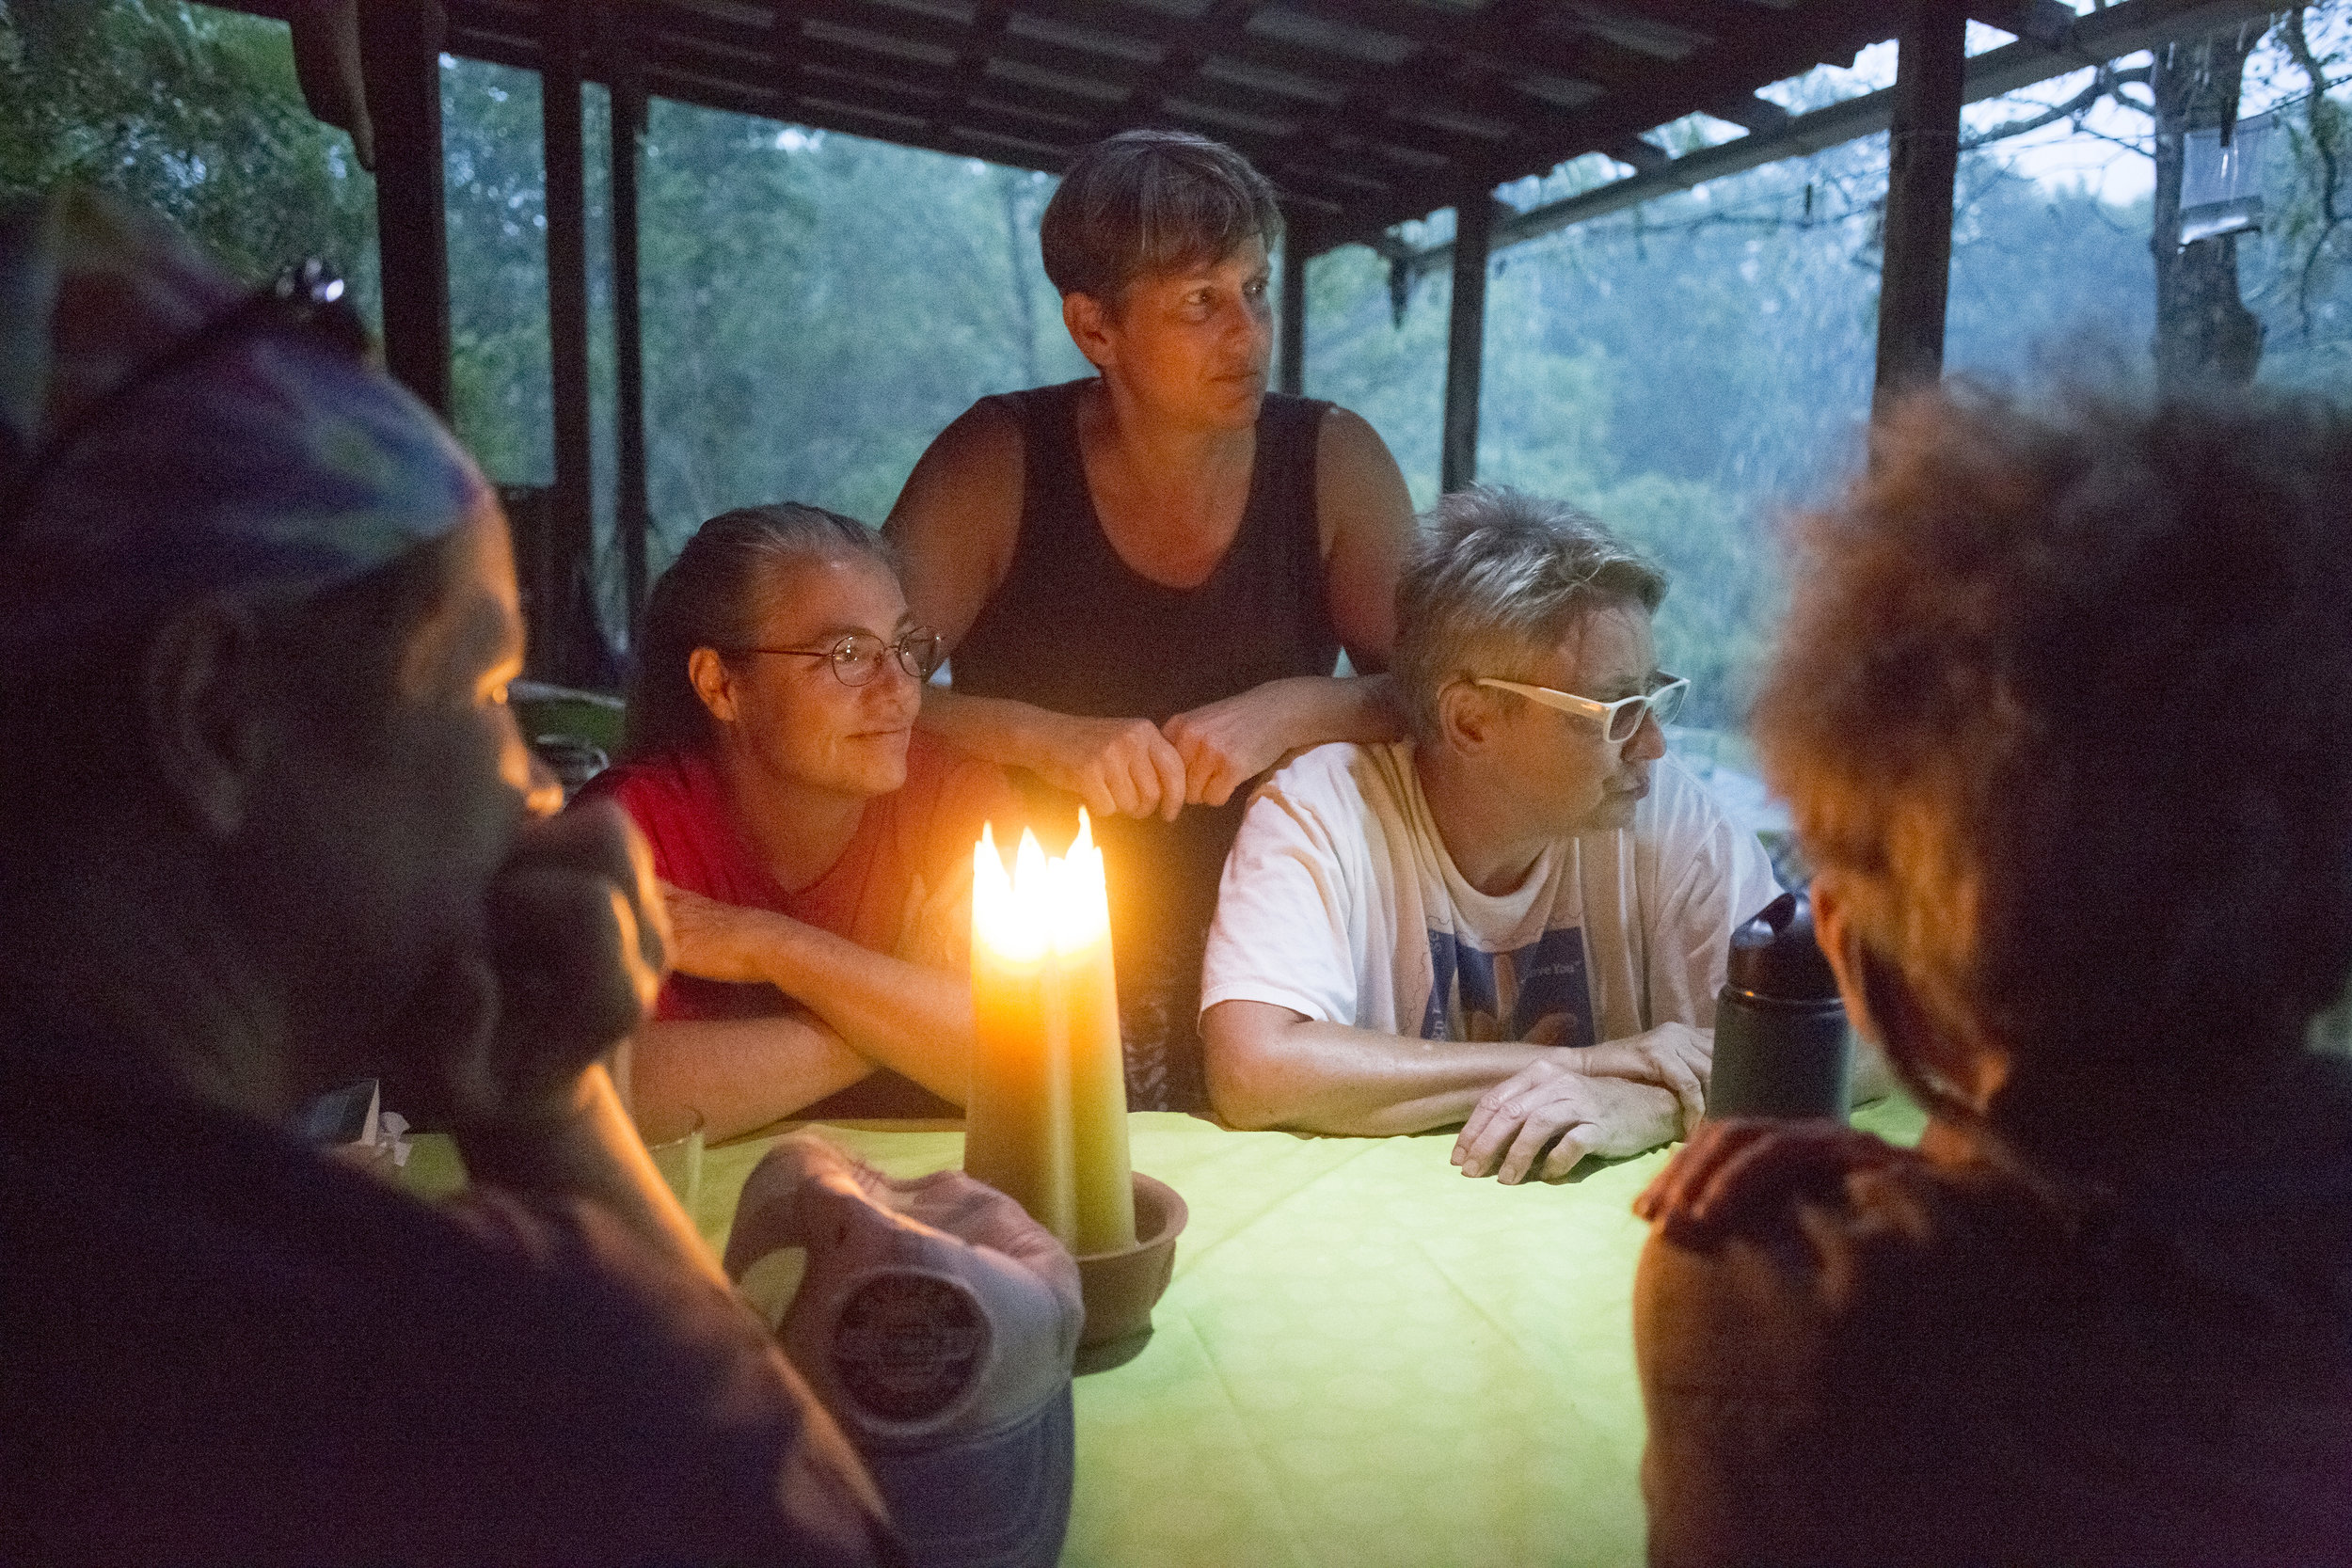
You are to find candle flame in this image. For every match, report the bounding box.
[1048,816,1108,954]
[974,820,1047,963]
[973,816,1109,962]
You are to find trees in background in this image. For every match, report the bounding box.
[2147,24,2269,386]
[1303,8,2352,728]
[7,1,2348,723]
[0,0,376,304]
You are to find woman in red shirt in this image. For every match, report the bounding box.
[578,505,1023,1138]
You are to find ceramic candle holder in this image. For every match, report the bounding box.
[1073,1172,1186,1353]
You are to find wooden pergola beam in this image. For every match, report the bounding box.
[357,0,452,416]
[1343,5,1885,245]
[611,59,652,639]
[1874,0,1967,411]
[1441,194,1497,494]
[1382,0,2283,279]
[539,0,597,684]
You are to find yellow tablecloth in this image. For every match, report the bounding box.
[405,1099,1924,1568]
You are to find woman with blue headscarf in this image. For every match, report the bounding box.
[0,190,1059,1564]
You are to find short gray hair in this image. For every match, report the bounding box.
[1394,486,1667,749]
[624,503,898,759]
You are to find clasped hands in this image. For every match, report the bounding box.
[1042,688,1299,822]
[1451,1023,1712,1186]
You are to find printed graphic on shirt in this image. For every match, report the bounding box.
[1421,926,1596,1046]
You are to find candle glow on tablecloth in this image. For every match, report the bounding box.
[963,814,1136,1255]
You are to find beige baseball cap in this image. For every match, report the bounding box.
[725,1133,1083,1568]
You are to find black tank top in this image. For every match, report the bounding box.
[950,375,1340,968]
[954,377,1340,722]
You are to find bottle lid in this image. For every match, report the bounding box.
[1724,889,1841,1002]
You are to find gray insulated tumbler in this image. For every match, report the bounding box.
[1707,890,1851,1121]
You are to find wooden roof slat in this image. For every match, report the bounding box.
[1195,53,1348,105]
[1244,5,1418,67]
[927,0,1010,135]
[1004,8,1168,65]
[617,0,1150,136]
[1559,0,1771,37]
[1333,0,1886,240]
[982,55,1136,104]
[1559,8,1706,62]
[1091,0,1485,189]
[1268,0,1667,88]
[248,0,2010,251]
[793,0,1147,95]
[1007,0,1400,93]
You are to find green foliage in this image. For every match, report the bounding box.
[17,1,2350,729]
[1304,241,1449,507]
[441,58,554,486]
[2259,11,2352,388]
[628,117,1087,546]
[0,0,377,314]
[1301,123,2186,732]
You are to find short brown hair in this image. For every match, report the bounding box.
[1756,387,2352,1132]
[1039,129,1281,303]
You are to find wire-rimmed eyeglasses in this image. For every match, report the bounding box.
[732,627,945,687]
[1474,670,1689,744]
[0,259,373,541]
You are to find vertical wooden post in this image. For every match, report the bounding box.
[612,70,652,641]
[1441,191,1493,494]
[1873,0,1967,415]
[358,0,450,417]
[1278,214,1307,397]
[542,0,596,684]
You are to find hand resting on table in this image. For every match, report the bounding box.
[1453,1063,1686,1185]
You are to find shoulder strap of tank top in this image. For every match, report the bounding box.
[984,380,1090,555]
[1247,392,1335,621]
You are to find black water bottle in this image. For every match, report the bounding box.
[1707,890,1851,1120]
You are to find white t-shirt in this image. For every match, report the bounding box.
[1200,741,1782,1047]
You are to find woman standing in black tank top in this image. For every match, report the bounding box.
[884,131,1415,1111]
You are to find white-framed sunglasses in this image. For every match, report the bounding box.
[1473,670,1690,743]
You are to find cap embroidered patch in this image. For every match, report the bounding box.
[830,1271,991,1425]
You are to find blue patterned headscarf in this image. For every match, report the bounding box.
[0,187,490,648]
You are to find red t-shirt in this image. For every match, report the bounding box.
[577,734,1023,1027]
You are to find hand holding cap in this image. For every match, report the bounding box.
[726,1132,1082,1568]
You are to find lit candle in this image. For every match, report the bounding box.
[1051,812,1136,1256]
[963,824,1076,1244]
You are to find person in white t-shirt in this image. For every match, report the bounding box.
[1200,486,1781,1183]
